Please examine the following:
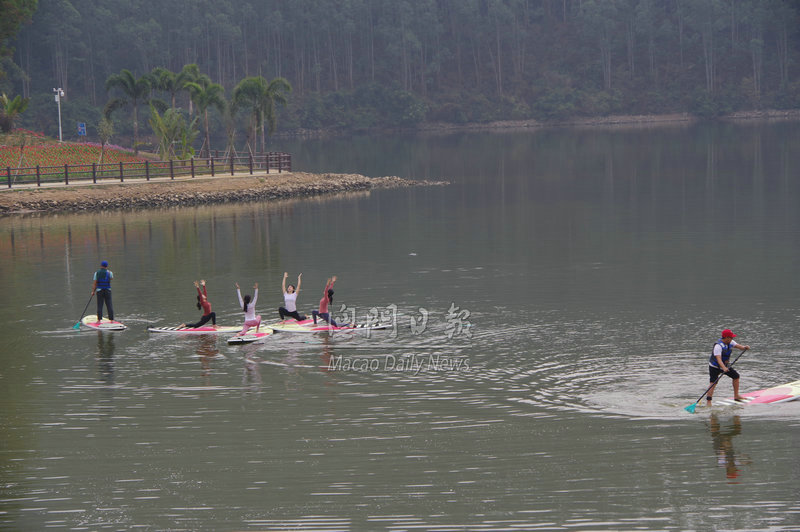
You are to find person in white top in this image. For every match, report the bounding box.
[235,282,261,335]
[706,328,750,406]
[278,272,307,322]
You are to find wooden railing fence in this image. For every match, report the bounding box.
[5,152,291,188]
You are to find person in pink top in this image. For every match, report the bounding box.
[312,276,342,327]
[179,280,217,328]
[235,282,261,335]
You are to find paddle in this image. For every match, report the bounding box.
[684,347,749,413]
[72,293,94,329]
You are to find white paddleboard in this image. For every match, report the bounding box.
[148,325,241,334]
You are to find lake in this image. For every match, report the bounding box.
[1,121,799,530]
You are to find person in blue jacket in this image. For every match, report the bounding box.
[90,260,114,322]
[706,329,750,406]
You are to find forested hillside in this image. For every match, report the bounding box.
[3,0,800,147]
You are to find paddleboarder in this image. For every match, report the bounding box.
[706,329,750,406]
[179,280,217,329]
[90,260,114,323]
[235,282,261,335]
[312,276,342,327]
[278,272,307,322]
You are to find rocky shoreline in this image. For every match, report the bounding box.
[0,172,447,215]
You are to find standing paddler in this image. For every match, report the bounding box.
[706,329,751,406]
[91,260,114,323]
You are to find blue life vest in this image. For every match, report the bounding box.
[95,269,112,290]
[709,339,732,367]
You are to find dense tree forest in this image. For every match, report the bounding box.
[2,0,800,149]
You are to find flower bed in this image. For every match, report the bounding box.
[0,139,158,184]
[0,142,145,169]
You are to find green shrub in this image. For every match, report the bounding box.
[532,88,578,121]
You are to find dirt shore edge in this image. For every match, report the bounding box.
[0,172,448,215]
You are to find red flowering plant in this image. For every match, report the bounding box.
[0,141,157,184]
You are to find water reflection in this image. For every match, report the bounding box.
[196,335,219,385]
[319,337,333,375]
[282,345,302,385]
[95,331,115,388]
[709,414,751,482]
[241,344,263,395]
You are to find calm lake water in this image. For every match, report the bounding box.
[2,122,800,531]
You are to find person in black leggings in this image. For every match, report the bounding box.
[180,280,217,328]
[278,271,307,322]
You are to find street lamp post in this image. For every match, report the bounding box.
[53,88,65,142]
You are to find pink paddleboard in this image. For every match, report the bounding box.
[716,379,800,406]
[269,318,390,334]
[226,329,274,344]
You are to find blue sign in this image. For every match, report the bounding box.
[77,122,86,136]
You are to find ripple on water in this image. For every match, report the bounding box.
[460,311,800,421]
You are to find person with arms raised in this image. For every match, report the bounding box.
[278,272,306,322]
[235,282,261,336]
[179,280,216,329]
[312,276,342,327]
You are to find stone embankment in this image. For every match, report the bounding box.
[0,172,447,214]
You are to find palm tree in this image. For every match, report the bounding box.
[0,93,30,133]
[149,67,179,109]
[232,77,264,153]
[179,64,201,117]
[104,69,151,154]
[261,77,292,149]
[150,64,202,110]
[185,75,225,158]
[232,76,291,153]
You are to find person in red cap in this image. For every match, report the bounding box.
[707,329,750,405]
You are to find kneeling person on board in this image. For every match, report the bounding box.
[91,260,114,322]
[312,276,341,327]
[236,282,261,335]
[179,280,216,329]
[707,329,750,405]
[278,272,307,322]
